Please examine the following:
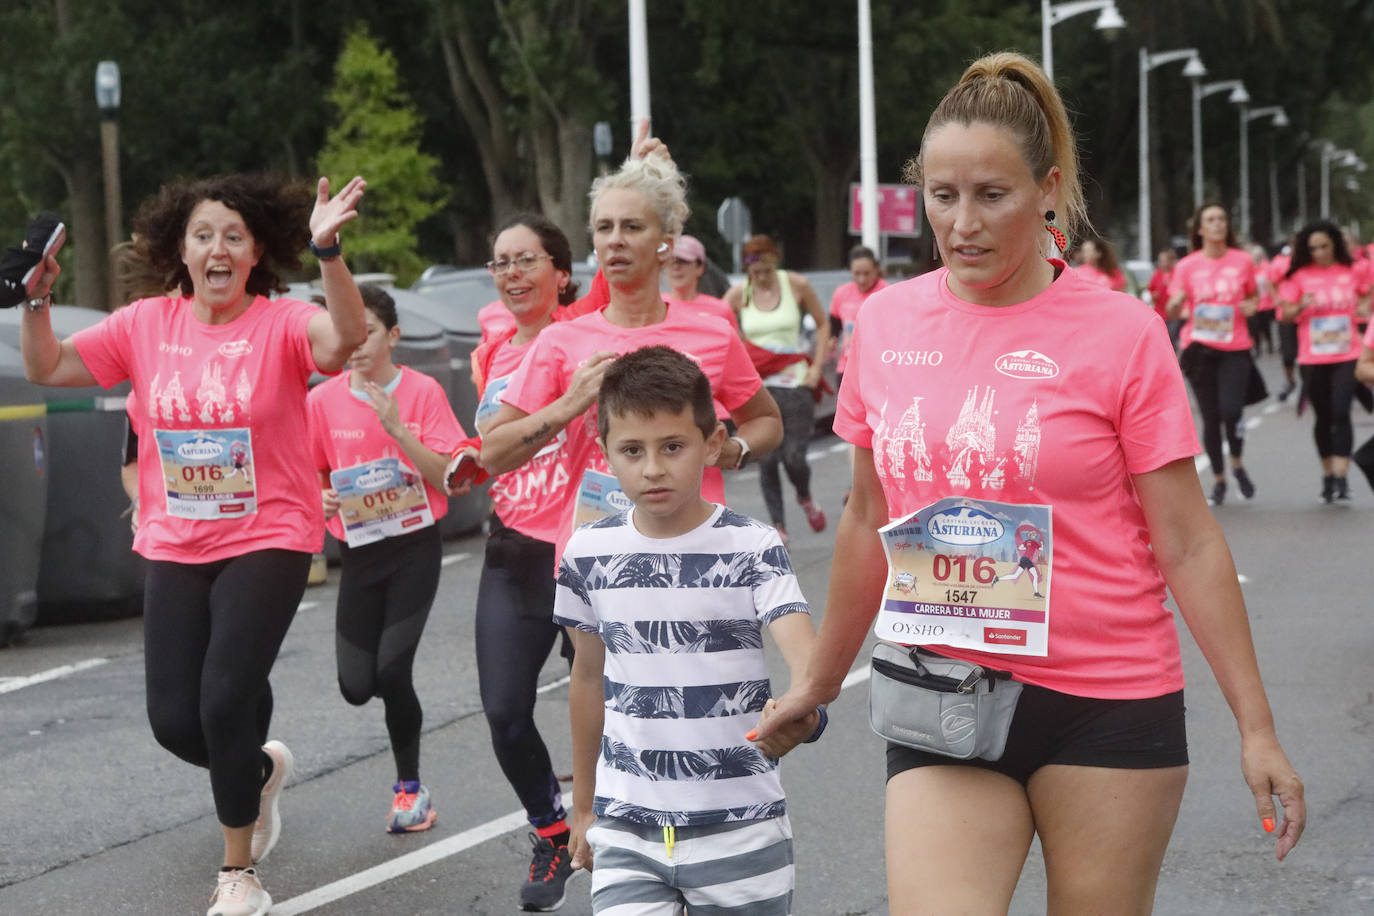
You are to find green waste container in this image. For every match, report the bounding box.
[0,340,48,645]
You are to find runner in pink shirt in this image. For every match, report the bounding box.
[1268,244,1299,397]
[1355,321,1374,491]
[829,244,889,383]
[1276,220,1373,502]
[663,233,737,329]
[462,212,590,910]
[1070,237,1127,292]
[307,285,467,835]
[1166,203,1262,506]
[1248,243,1278,356]
[20,172,369,913]
[752,52,1303,914]
[479,154,781,568]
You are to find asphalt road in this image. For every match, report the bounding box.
[2,349,1373,914]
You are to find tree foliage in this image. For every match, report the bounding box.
[316,23,444,285]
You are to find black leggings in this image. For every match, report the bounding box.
[1183,345,1252,477]
[760,384,815,526]
[144,549,310,828]
[1299,361,1358,458]
[1279,321,1299,370]
[475,517,571,832]
[336,524,442,783]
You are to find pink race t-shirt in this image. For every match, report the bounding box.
[1254,259,1276,311]
[475,335,582,544]
[501,304,763,564]
[1277,264,1369,365]
[307,367,467,542]
[835,266,1200,699]
[1072,264,1127,293]
[829,278,889,374]
[479,299,518,344]
[73,295,326,563]
[665,293,738,330]
[1168,248,1257,352]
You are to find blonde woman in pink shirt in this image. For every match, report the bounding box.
[754,51,1304,914]
[21,173,368,916]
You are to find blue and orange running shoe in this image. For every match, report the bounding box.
[386,781,437,833]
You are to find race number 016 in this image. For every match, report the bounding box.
[362,488,401,509]
[931,553,996,585]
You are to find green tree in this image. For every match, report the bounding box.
[317,23,444,284]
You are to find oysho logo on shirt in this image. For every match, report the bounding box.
[880,349,944,366]
[218,340,253,358]
[995,350,1060,379]
[159,341,193,357]
[332,429,366,439]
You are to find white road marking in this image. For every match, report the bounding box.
[536,675,570,695]
[297,601,319,613]
[440,551,472,567]
[274,663,867,912]
[0,658,109,695]
[1237,573,1251,584]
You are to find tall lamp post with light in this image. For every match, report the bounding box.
[1240,106,1288,242]
[1139,48,1204,262]
[1190,77,1247,208]
[95,60,122,309]
[1040,0,1126,81]
[1321,145,1366,219]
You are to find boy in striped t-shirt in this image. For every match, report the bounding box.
[555,346,825,915]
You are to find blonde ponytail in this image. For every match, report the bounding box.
[904,51,1089,239]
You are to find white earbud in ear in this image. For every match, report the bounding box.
[657,242,669,253]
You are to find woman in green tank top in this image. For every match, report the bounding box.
[726,233,831,545]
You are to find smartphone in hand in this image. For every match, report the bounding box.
[446,451,480,491]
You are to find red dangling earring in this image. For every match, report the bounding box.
[1044,210,1069,255]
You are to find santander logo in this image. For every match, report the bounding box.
[995,350,1059,380]
[219,340,253,358]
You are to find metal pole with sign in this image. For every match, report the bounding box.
[717,198,751,273]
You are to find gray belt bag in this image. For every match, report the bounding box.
[868,642,1024,761]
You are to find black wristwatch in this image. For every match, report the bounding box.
[309,237,342,261]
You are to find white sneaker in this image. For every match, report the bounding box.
[251,740,294,864]
[207,867,271,916]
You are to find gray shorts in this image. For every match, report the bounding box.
[586,814,794,915]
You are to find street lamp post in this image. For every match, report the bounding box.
[858,0,879,251]
[1240,106,1287,242]
[1190,77,1246,208]
[1139,48,1204,262]
[1040,0,1125,81]
[627,0,650,132]
[95,61,122,310]
[1321,145,1365,219]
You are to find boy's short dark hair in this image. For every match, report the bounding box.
[597,346,718,442]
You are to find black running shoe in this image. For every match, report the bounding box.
[1335,476,1351,501]
[1233,467,1256,500]
[1209,481,1226,506]
[520,833,572,912]
[1321,475,1335,505]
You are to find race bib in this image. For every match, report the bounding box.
[1309,314,1353,356]
[155,428,257,520]
[1191,303,1235,344]
[876,498,1052,657]
[331,457,434,547]
[572,468,633,531]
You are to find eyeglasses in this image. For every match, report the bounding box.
[486,252,553,276]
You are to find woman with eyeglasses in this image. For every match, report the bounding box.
[725,234,832,546]
[1276,220,1373,502]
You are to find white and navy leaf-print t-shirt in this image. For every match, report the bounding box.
[554,504,810,827]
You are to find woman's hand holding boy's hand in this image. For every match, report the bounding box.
[748,698,820,759]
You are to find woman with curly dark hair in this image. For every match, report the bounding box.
[20,172,368,916]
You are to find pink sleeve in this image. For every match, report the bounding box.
[1276,276,1300,303]
[832,310,873,449]
[418,375,467,453]
[1165,261,1188,300]
[1115,319,1200,474]
[501,330,567,415]
[285,299,324,378]
[71,299,140,389]
[716,333,764,411]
